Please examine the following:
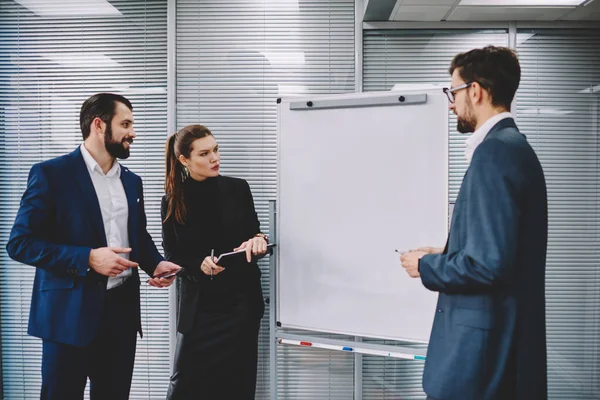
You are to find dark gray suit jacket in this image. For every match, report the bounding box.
[419,118,548,400]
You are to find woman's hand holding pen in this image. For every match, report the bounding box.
[200,255,224,276]
[234,236,268,263]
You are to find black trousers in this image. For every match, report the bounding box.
[41,278,138,400]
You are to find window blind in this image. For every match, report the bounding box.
[516,29,600,400]
[0,1,170,398]
[176,1,356,398]
[362,29,508,399]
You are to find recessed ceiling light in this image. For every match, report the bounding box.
[39,53,122,69]
[15,0,122,17]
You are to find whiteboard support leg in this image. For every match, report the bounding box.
[269,200,278,400]
[354,336,363,400]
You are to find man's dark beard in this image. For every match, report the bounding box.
[104,123,131,159]
[457,116,476,133]
[456,101,477,133]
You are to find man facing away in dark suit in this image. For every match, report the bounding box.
[6,93,181,400]
[400,46,548,400]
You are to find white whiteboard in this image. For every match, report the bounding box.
[276,90,448,343]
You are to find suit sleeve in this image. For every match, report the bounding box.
[136,180,164,277]
[161,196,203,278]
[6,164,92,276]
[419,140,522,293]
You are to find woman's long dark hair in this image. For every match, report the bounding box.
[164,124,213,224]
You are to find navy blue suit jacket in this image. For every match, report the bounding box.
[6,147,164,347]
[419,118,548,400]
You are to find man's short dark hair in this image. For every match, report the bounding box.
[79,93,133,139]
[449,46,520,111]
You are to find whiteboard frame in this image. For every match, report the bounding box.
[275,90,449,344]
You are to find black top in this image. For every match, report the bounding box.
[180,176,224,256]
[164,175,266,397]
[161,175,264,333]
[162,175,261,280]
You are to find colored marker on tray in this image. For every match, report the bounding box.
[277,338,426,361]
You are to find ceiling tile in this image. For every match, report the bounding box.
[460,0,584,5]
[559,0,600,20]
[392,5,453,21]
[447,5,572,20]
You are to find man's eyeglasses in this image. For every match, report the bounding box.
[442,82,473,103]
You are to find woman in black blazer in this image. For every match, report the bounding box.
[162,125,267,399]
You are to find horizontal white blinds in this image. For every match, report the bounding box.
[516,29,600,399]
[0,1,170,398]
[364,29,508,202]
[364,27,600,399]
[176,0,355,398]
[363,29,508,399]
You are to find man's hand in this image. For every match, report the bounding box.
[89,247,138,277]
[400,250,427,278]
[415,246,443,255]
[234,236,267,263]
[148,261,181,288]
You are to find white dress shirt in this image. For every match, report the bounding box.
[80,144,131,289]
[464,112,513,163]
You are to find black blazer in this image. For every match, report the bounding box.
[161,175,264,334]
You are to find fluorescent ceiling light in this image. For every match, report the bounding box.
[459,0,585,6]
[15,0,122,17]
[109,86,167,95]
[40,53,121,69]
[391,83,444,91]
[520,107,574,115]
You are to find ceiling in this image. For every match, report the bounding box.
[364,0,600,22]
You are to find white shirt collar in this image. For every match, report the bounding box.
[464,112,513,163]
[80,143,121,178]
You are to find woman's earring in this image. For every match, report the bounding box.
[181,166,189,182]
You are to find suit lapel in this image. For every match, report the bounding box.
[446,118,519,254]
[71,148,107,246]
[120,166,139,255]
[444,120,517,255]
[120,167,141,280]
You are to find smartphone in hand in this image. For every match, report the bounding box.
[153,268,184,280]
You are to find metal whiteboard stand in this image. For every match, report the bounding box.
[267,200,427,400]
[268,200,278,400]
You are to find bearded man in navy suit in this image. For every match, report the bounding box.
[401,46,548,400]
[7,93,181,400]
